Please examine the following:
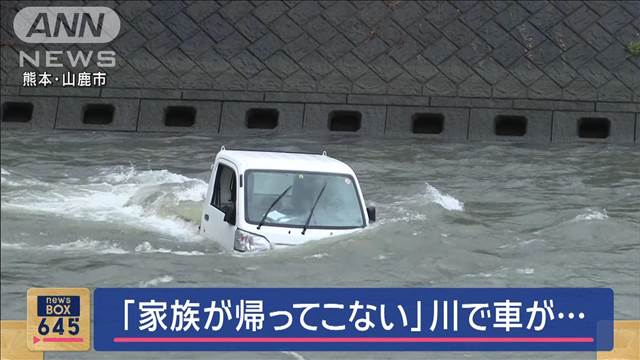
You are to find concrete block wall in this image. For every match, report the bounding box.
[552,110,635,143]
[1,0,638,144]
[385,106,468,141]
[221,101,303,133]
[139,99,222,132]
[469,108,552,143]
[56,98,140,131]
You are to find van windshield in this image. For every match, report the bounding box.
[245,171,365,229]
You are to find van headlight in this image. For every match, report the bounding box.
[234,229,271,252]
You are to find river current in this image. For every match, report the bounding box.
[1,130,639,359]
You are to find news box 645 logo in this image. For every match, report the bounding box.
[27,288,91,351]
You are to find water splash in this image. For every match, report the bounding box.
[516,268,535,275]
[138,275,174,288]
[2,239,129,254]
[1,165,207,240]
[0,167,10,184]
[303,252,329,260]
[0,242,29,250]
[572,208,608,222]
[425,182,464,211]
[281,352,306,360]
[1,168,47,187]
[134,241,205,256]
[46,239,129,254]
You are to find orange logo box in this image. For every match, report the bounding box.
[1,320,43,360]
[26,288,91,352]
[597,320,640,360]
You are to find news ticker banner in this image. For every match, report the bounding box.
[92,288,614,352]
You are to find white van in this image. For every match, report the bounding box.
[200,148,376,252]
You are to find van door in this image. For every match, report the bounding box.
[202,160,238,250]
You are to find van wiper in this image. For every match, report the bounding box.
[257,185,292,229]
[302,182,327,235]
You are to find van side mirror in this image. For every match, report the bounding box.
[366,206,376,223]
[223,204,236,225]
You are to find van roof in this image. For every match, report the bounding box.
[216,150,355,175]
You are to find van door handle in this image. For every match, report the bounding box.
[204,214,209,221]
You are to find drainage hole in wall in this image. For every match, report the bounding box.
[83,104,114,125]
[2,102,33,122]
[578,117,610,138]
[412,113,444,134]
[246,108,278,129]
[329,110,361,132]
[495,115,527,136]
[165,106,196,127]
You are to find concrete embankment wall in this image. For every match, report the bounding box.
[1,0,638,144]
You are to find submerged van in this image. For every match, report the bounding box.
[200,148,376,252]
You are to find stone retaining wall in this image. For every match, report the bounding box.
[1,0,638,143]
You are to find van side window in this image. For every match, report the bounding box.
[211,164,236,210]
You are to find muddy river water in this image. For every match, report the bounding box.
[1,130,639,359]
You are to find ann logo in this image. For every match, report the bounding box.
[14,7,120,44]
[26,12,105,38]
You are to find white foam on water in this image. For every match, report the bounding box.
[2,165,208,240]
[399,212,428,222]
[1,168,48,187]
[175,184,207,201]
[303,252,329,260]
[92,165,199,186]
[320,182,461,232]
[519,238,544,246]
[1,242,30,249]
[2,239,129,254]
[134,241,205,256]
[0,167,10,184]
[44,239,130,254]
[463,272,494,278]
[572,208,609,222]
[373,206,426,227]
[499,238,546,249]
[281,352,307,360]
[368,183,463,228]
[425,182,464,211]
[516,268,535,275]
[138,275,174,288]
